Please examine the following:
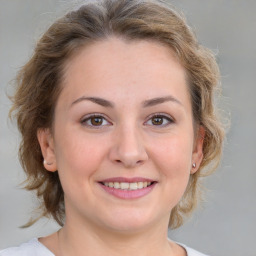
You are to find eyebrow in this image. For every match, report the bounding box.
[71,96,115,108]
[71,95,182,108]
[142,96,183,108]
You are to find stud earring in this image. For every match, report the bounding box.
[43,160,53,166]
[192,163,196,168]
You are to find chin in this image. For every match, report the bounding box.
[97,210,162,234]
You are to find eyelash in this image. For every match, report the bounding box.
[80,113,174,128]
[80,114,111,128]
[144,113,174,127]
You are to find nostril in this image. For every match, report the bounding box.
[114,158,144,168]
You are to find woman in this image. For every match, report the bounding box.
[1,0,224,255]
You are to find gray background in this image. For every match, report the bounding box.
[0,1,255,255]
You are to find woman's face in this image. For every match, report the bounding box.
[39,37,204,232]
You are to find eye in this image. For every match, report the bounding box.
[145,114,174,127]
[81,114,111,128]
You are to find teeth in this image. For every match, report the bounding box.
[129,182,138,190]
[103,181,152,190]
[138,182,144,189]
[114,182,120,189]
[120,182,129,189]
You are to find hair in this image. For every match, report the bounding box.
[9,0,225,229]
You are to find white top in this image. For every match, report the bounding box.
[0,238,209,256]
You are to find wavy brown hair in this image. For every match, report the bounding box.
[9,0,224,229]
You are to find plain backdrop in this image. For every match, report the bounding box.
[0,1,256,255]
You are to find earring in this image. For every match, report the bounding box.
[192,163,196,168]
[43,160,53,166]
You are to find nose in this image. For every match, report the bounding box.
[109,125,148,168]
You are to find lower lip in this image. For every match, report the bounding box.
[98,183,156,199]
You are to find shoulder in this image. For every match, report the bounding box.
[181,244,210,256]
[0,238,54,256]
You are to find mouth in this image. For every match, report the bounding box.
[100,181,155,190]
[98,178,157,199]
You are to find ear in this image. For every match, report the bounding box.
[37,128,57,172]
[191,126,205,174]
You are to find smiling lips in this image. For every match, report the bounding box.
[98,177,157,199]
[103,181,152,190]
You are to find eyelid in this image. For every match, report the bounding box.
[80,112,174,128]
[80,113,112,127]
[144,113,175,126]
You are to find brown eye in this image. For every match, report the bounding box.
[81,114,111,128]
[91,117,103,126]
[145,114,174,127]
[152,116,164,125]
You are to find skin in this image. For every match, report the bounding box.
[38,37,204,256]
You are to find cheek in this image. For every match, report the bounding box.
[54,134,109,205]
[150,135,194,208]
[151,134,194,178]
[54,129,108,181]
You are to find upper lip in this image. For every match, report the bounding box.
[99,177,156,183]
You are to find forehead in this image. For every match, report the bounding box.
[59,37,190,109]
